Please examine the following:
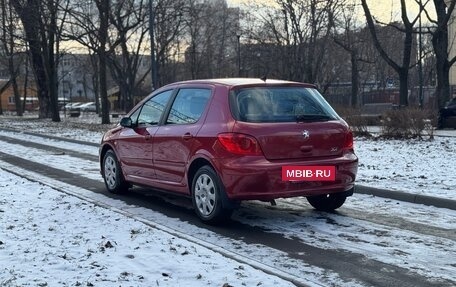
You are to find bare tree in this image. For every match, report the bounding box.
[332,2,390,107]
[96,0,111,124]
[248,0,340,84]
[153,0,186,86]
[184,0,205,79]
[108,0,150,112]
[65,0,113,124]
[421,0,456,108]
[183,0,239,79]
[11,0,49,118]
[361,0,423,107]
[332,2,362,107]
[0,0,22,116]
[11,0,68,121]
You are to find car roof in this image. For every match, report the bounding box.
[161,78,316,89]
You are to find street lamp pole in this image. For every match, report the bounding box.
[236,32,241,77]
[62,58,66,118]
[418,0,424,108]
[149,0,158,91]
[68,72,73,105]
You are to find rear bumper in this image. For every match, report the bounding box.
[214,153,358,201]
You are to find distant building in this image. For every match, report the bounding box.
[58,54,97,102]
[0,80,38,112]
[58,53,151,104]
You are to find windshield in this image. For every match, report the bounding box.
[230,87,340,123]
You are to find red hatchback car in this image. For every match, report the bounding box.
[100,78,358,223]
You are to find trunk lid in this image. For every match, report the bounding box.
[233,121,348,160]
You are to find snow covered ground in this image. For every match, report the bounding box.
[0,170,293,287]
[356,136,456,200]
[0,113,455,286]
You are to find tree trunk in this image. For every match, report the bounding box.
[89,54,100,114]
[399,70,409,106]
[2,0,22,116]
[45,3,60,122]
[350,50,359,107]
[434,53,451,108]
[361,0,415,107]
[22,65,29,113]
[431,0,455,108]
[47,52,60,122]
[11,77,22,116]
[11,0,50,118]
[28,41,50,118]
[7,50,22,117]
[99,51,110,124]
[97,0,110,124]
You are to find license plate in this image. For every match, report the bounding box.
[282,166,336,181]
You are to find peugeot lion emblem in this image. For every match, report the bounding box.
[302,130,310,139]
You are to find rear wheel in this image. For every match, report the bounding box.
[191,166,232,224]
[306,193,347,211]
[102,150,129,194]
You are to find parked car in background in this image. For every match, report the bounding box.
[63,102,82,111]
[78,102,97,112]
[99,78,358,223]
[438,96,456,129]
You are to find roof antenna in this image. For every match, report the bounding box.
[260,75,267,82]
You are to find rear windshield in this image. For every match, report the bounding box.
[230,87,340,123]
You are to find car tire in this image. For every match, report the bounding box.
[306,193,346,211]
[191,165,232,224]
[102,150,129,194]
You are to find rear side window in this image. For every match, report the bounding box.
[167,88,211,124]
[230,87,339,123]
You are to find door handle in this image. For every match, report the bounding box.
[182,133,193,140]
[145,135,152,140]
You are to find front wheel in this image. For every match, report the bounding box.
[306,193,347,211]
[191,166,232,224]
[102,150,129,194]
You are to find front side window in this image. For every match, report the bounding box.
[167,88,211,124]
[230,87,340,123]
[136,90,173,125]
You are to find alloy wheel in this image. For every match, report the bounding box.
[194,173,216,216]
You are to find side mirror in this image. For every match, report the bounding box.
[120,117,133,128]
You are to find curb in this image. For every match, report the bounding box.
[356,185,456,211]
[365,126,456,138]
[0,127,99,147]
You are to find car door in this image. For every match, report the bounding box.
[153,88,212,186]
[116,90,173,182]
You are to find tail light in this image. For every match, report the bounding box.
[217,133,263,156]
[344,130,354,151]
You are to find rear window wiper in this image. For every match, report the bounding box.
[296,114,334,122]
